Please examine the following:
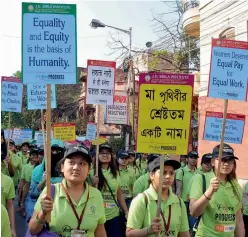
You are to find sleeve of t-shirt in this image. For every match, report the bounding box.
[1,205,11,237]
[126,193,146,229]
[176,168,183,181]
[189,174,203,200]
[179,199,190,232]
[133,176,145,196]
[7,179,15,200]
[96,191,106,225]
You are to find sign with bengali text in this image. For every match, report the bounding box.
[1,77,23,113]
[86,60,115,105]
[203,112,245,144]
[208,39,248,101]
[53,123,76,141]
[137,73,194,155]
[86,123,97,141]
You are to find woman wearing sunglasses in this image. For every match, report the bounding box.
[29,144,106,237]
[190,144,245,237]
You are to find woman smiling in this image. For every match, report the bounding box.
[28,144,106,237]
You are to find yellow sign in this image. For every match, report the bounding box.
[137,73,193,155]
[92,137,106,145]
[53,123,76,141]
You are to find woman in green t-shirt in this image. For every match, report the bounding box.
[190,144,245,237]
[128,151,140,179]
[126,155,190,237]
[91,144,128,237]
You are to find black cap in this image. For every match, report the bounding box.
[180,155,188,159]
[99,144,112,153]
[201,153,213,164]
[9,139,15,146]
[212,143,238,160]
[117,151,129,159]
[188,151,199,158]
[64,144,92,164]
[148,155,181,172]
[30,148,39,155]
[147,154,160,163]
[21,141,30,148]
[128,151,135,156]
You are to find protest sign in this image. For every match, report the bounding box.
[208,39,248,101]
[203,112,245,144]
[27,84,57,110]
[92,137,106,145]
[136,73,194,155]
[86,123,97,141]
[1,77,23,113]
[20,129,33,141]
[53,123,76,141]
[22,3,77,84]
[86,60,116,105]
[35,130,54,146]
[12,128,21,141]
[104,90,128,125]
[4,129,13,139]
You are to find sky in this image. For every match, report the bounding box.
[0,0,169,77]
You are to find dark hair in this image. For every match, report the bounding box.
[93,151,118,191]
[1,130,7,161]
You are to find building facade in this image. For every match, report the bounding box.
[198,0,248,181]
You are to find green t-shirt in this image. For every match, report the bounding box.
[176,165,199,202]
[1,161,9,176]
[133,172,150,196]
[21,163,34,183]
[197,166,203,174]
[90,168,121,221]
[127,185,189,236]
[17,151,29,165]
[1,204,11,237]
[1,173,15,207]
[128,165,141,180]
[181,162,186,168]
[136,159,148,174]
[9,151,22,186]
[119,167,136,199]
[35,180,106,237]
[190,172,243,237]
[243,183,248,216]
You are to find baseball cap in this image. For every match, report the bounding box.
[21,141,30,148]
[212,143,238,160]
[30,148,39,155]
[99,144,112,153]
[201,153,213,164]
[148,155,181,172]
[9,139,15,146]
[117,151,129,159]
[147,154,160,163]
[64,144,92,164]
[180,155,188,159]
[128,151,135,156]
[188,151,199,158]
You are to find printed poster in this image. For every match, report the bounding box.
[86,60,116,105]
[22,3,77,84]
[86,123,97,141]
[53,123,76,141]
[136,73,194,155]
[203,112,245,144]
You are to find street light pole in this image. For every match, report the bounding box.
[90,19,133,151]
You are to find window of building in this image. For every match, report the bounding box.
[219,27,235,39]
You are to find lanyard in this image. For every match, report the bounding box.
[61,183,90,230]
[156,202,172,236]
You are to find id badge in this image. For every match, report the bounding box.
[71,229,86,237]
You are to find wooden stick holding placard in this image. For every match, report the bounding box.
[46,85,52,222]
[95,104,100,188]
[7,112,11,157]
[41,109,47,159]
[154,155,165,237]
[217,99,228,178]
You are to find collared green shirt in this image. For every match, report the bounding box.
[17,151,29,165]
[1,173,15,207]
[127,185,189,236]
[1,161,9,176]
[190,172,242,237]
[244,183,248,216]
[128,165,141,180]
[1,204,11,237]
[133,172,150,196]
[176,165,199,202]
[9,151,22,186]
[136,159,148,175]
[119,167,136,199]
[35,179,106,237]
[21,163,34,183]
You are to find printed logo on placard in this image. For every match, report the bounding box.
[28,5,34,12]
[216,40,221,46]
[145,75,151,82]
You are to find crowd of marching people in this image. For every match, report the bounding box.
[1,128,248,237]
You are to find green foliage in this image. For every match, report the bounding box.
[107,136,125,154]
[150,50,169,70]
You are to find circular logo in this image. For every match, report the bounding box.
[216,40,221,45]
[28,5,34,12]
[145,75,151,82]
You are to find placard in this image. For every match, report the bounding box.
[104,90,128,125]
[22,3,77,84]
[86,123,97,141]
[203,111,245,144]
[136,73,194,155]
[20,129,33,141]
[1,77,23,112]
[4,129,13,139]
[12,128,21,141]
[34,130,54,146]
[53,123,76,141]
[86,60,115,105]
[27,84,57,110]
[208,39,248,101]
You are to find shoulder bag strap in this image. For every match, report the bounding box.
[105,178,121,209]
